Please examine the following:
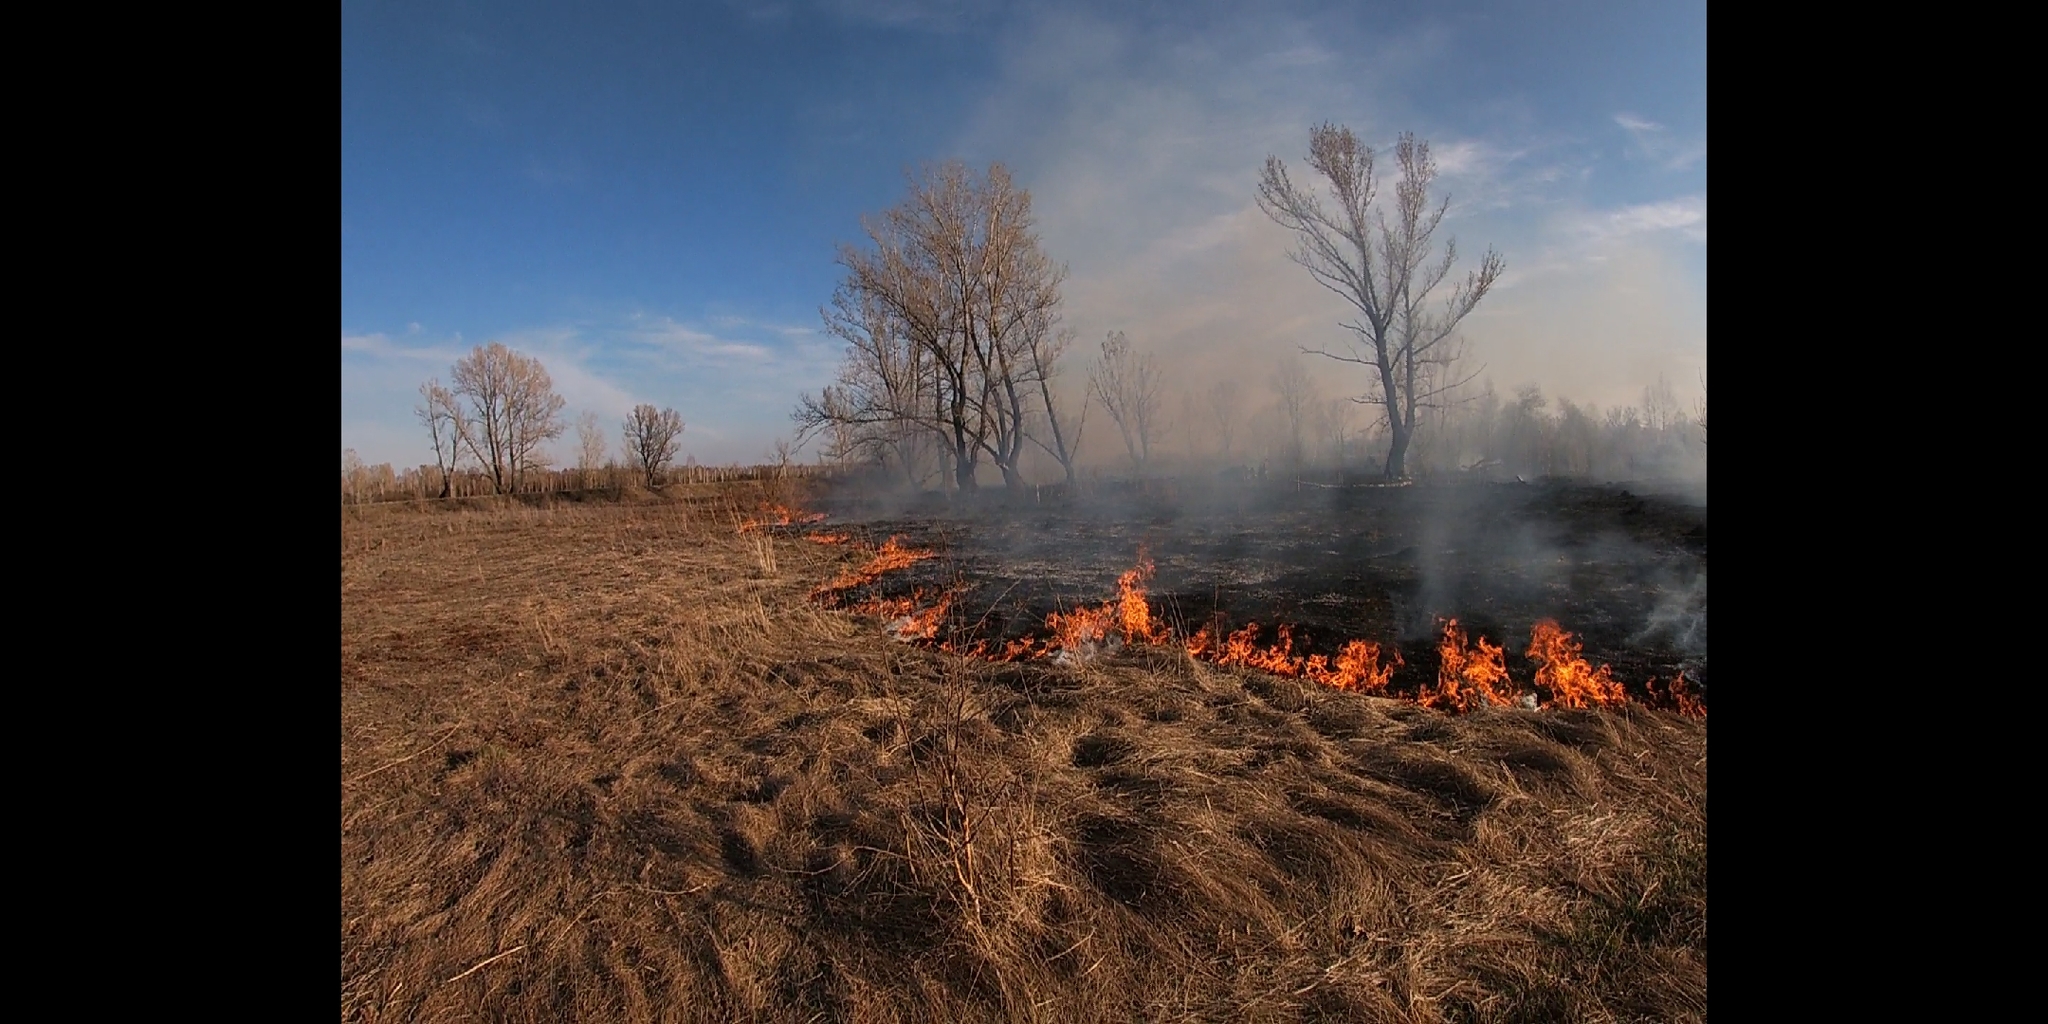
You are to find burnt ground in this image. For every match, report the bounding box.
[802,477,1708,703]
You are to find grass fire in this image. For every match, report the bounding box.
[343,473,1705,1024]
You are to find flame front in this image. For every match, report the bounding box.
[1526,620,1626,708]
[1003,552,1165,658]
[890,590,954,642]
[845,588,954,641]
[811,537,937,604]
[1423,619,1516,712]
[1183,623,1398,691]
[1649,673,1707,718]
[738,503,828,533]
[798,538,1689,717]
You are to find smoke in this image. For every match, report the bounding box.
[933,4,1704,469]
[1631,568,1707,656]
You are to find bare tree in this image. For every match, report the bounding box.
[1088,330,1164,473]
[1271,355,1316,468]
[1257,125,1505,479]
[1642,373,1681,433]
[415,378,461,498]
[1695,371,1707,448]
[1024,327,1087,487]
[342,448,364,504]
[1322,396,1354,469]
[1208,380,1243,462]
[622,404,686,487]
[797,161,1069,493]
[797,279,936,486]
[448,342,566,493]
[575,411,608,482]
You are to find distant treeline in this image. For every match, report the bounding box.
[337,462,844,506]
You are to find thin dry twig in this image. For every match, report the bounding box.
[344,726,461,785]
[446,944,526,983]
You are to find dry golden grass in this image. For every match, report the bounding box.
[341,485,1706,1023]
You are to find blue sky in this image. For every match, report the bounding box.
[342,0,1705,469]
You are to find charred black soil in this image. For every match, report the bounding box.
[804,478,1707,705]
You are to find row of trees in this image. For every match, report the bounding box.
[339,458,837,505]
[921,347,1702,483]
[408,342,687,495]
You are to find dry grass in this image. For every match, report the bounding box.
[341,485,1706,1023]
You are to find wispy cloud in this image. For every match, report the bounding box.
[341,332,464,363]
[817,0,998,33]
[524,154,585,185]
[1578,196,1707,244]
[1614,111,1705,170]
[629,316,780,364]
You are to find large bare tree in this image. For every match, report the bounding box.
[448,342,567,493]
[1088,330,1164,473]
[622,404,685,487]
[795,161,1071,493]
[1257,125,1504,479]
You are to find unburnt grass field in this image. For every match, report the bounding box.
[340,478,1706,1024]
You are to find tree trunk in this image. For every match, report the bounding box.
[1385,422,1410,480]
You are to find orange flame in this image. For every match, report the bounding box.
[1422,619,1516,712]
[805,532,852,545]
[1313,639,1401,692]
[890,590,954,642]
[1649,673,1707,718]
[1526,620,1626,708]
[738,503,828,533]
[846,594,918,619]
[1182,623,1399,691]
[811,537,937,604]
[843,587,955,642]
[1005,551,1166,658]
[797,539,1688,719]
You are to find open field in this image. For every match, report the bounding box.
[341,480,1706,1023]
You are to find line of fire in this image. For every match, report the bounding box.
[742,497,1705,718]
